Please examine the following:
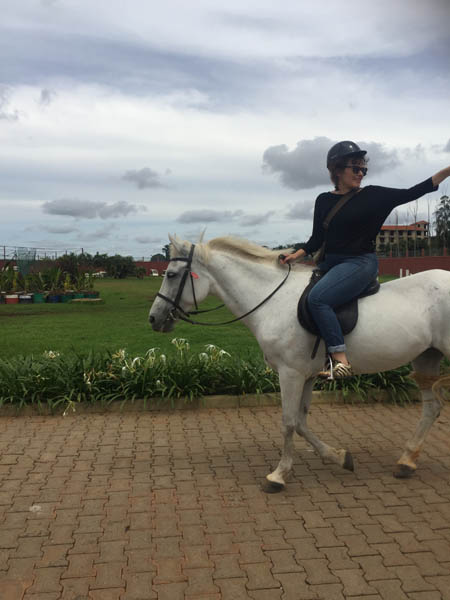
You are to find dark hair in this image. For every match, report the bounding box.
[328,156,369,190]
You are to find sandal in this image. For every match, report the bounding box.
[318,357,354,380]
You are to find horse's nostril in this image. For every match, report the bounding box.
[149,315,155,323]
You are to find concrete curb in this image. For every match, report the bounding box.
[0,389,423,417]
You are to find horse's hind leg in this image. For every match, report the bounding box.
[295,378,354,471]
[264,369,305,493]
[394,348,443,478]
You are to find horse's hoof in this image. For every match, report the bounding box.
[261,479,285,494]
[343,451,354,472]
[393,464,416,479]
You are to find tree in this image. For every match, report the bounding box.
[105,255,136,279]
[434,195,450,249]
[162,244,171,260]
[151,253,166,261]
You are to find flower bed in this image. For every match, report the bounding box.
[0,339,424,414]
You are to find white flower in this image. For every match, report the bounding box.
[43,350,60,359]
[199,352,209,361]
[131,357,141,368]
[160,354,167,363]
[205,344,217,352]
[171,338,190,351]
[218,350,231,358]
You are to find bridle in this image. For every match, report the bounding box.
[156,243,291,326]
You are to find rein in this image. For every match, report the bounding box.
[156,243,291,326]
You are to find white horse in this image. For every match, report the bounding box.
[149,234,450,490]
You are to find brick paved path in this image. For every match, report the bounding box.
[0,403,449,599]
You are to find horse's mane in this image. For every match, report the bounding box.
[170,234,312,271]
[207,236,284,264]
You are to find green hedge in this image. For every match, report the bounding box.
[0,338,423,412]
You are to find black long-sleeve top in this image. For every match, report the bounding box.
[300,178,438,256]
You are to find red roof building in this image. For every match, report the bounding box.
[376,221,429,249]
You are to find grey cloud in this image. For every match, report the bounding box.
[401,144,426,161]
[263,137,402,190]
[42,225,78,234]
[39,88,56,106]
[122,167,166,189]
[177,209,243,224]
[444,139,450,152]
[77,224,116,241]
[135,235,163,244]
[0,86,19,121]
[240,211,275,226]
[286,200,314,220]
[262,137,332,190]
[98,201,139,219]
[42,198,142,219]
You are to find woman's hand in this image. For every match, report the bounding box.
[432,165,450,187]
[280,249,306,264]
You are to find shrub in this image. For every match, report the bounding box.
[0,339,421,412]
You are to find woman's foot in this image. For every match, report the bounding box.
[318,357,354,380]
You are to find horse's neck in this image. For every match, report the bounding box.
[206,251,307,321]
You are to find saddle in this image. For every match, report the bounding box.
[298,269,380,359]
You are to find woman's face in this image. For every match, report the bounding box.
[338,157,367,190]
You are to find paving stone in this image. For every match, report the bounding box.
[370,578,410,599]
[388,565,436,593]
[243,562,280,590]
[302,558,339,585]
[309,583,345,600]
[183,567,220,596]
[216,577,249,600]
[274,572,316,599]
[334,568,378,596]
[60,575,95,599]
[264,549,303,574]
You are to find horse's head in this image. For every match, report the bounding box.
[149,234,211,332]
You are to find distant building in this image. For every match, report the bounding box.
[376,220,429,250]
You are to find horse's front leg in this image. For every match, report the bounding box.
[264,368,305,493]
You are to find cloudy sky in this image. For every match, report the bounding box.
[1,0,449,258]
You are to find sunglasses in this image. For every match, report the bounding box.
[345,165,368,176]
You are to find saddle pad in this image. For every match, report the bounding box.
[297,271,380,337]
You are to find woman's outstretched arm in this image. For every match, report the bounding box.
[432,165,450,187]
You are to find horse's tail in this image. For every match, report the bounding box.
[431,375,450,404]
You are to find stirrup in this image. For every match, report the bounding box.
[318,357,353,380]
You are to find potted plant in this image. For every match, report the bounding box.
[5,269,20,304]
[73,273,86,299]
[18,272,33,304]
[46,268,63,303]
[61,273,75,303]
[84,272,99,298]
[32,272,48,303]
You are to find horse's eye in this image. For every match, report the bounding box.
[166,271,177,279]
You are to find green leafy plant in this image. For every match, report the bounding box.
[0,339,426,414]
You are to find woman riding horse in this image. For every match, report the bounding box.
[282,141,450,379]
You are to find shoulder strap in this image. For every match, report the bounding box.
[323,188,361,230]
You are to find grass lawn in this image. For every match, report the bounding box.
[0,277,260,358]
[0,274,398,359]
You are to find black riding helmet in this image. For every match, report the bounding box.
[327,141,367,167]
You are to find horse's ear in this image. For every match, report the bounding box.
[168,234,186,256]
[198,228,207,243]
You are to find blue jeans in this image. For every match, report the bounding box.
[307,253,378,353]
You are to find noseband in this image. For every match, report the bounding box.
[156,243,291,326]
